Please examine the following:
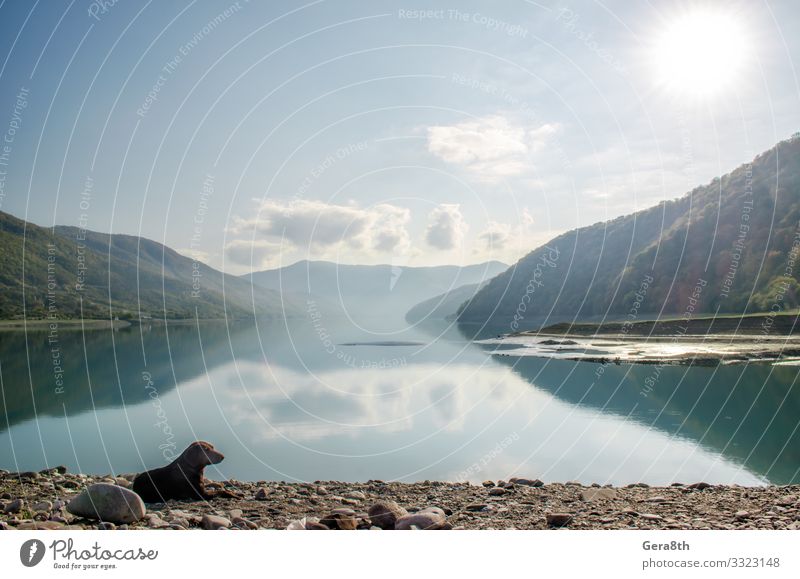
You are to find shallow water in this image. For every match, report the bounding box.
[1,314,798,484]
[478,333,800,364]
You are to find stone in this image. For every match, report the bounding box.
[640,514,663,521]
[580,488,617,502]
[419,507,446,518]
[465,503,489,512]
[32,501,53,512]
[98,522,116,530]
[3,498,24,514]
[509,478,543,487]
[168,509,200,523]
[114,477,131,488]
[319,513,358,530]
[66,483,146,524]
[232,517,258,530]
[147,516,171,529]
[305,522,330,530]
[368,501,408,530]
[687,482,712,490]
[200,514,231,530]
[254,488,270,500]
[643,496,669,503]
[395,511,446,530]
[482,480,495,487]
[344,491,366,500]
[545,513,573,527]
[488,487,507,496]
[735,510,750,520]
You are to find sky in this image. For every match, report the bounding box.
[0,0,798,274]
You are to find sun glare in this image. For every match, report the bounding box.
[652,8,749,99]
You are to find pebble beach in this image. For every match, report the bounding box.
[1,468,799,531]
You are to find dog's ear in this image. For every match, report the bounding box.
[181,442,207,468]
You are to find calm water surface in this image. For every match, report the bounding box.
[1,314,798,485]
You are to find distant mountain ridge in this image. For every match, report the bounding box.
[0,210,301,320]
[245,259,508,320]
[405,281,485,324]
[458,136,800,331]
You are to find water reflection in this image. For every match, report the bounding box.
[0,317,796,484]
[491,355,800,484]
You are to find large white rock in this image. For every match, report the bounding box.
[66,483,146,524]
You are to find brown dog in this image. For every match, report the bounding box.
[133,441,236,502]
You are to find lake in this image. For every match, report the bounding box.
[1,311,798,485]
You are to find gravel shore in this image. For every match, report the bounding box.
[1,469,798,530]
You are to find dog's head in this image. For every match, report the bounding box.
[181,441,224,469]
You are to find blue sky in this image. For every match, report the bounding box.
[0,0,798,273]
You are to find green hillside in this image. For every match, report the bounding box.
[458,136,800,330]
[0,210,300,320]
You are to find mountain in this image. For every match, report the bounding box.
[244,260,508,321]
[0,210,301,320]
[458,136,800,332]
[406,281,484,323]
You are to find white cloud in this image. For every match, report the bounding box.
[370,204,412,253]
[230,199,411,258]
[425,204,468,250]
[427,115,560,180]
[477,221,511,250]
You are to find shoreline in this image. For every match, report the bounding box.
[523,311,800,338]
[0,317,262,331]
[0,319,132,331]
[1,469,798,530]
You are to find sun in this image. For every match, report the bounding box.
[652,8,749,99]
